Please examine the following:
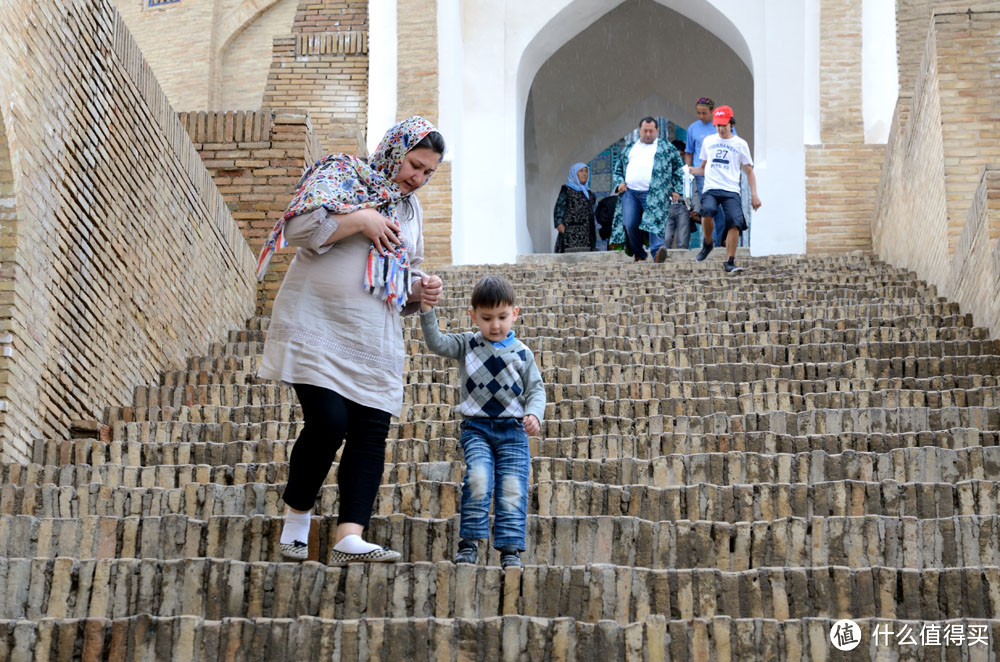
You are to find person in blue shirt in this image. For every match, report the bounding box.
[685,97,735,248]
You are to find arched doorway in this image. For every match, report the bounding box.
[451,0,808,263]
[521,0,753,253]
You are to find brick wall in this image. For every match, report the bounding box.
[805,145,884,252]
[179,109,322,314]
[896,0,970,94]
[0,0,258,462]
[875,4,1000,337]
[293,0,367,32]
[396,0,452,267]
[820,0,864,143]
[220,0,299,109]
[950,167,1000,336]
[262,35,368,155]
[0,110,18,460]
[805,0,877,253]
[111,0,217,109]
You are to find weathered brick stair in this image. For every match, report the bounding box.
[2,255,1000,659]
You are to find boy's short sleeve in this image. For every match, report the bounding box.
[740,141,754,167]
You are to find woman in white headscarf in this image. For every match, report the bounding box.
[553,162,596,252]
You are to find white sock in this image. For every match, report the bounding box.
[333,534,381,554]
[280,509,311,545]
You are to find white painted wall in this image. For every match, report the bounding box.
[862,0,899,144]
[367,0,397,156]
[446,0,816,263]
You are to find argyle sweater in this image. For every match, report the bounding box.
[419,309,545,421]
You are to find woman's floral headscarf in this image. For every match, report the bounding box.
[256,116,439,310]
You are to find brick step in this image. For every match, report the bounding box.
[408,297,961,315]
[101,415,999,456]
[5,513,1000,570]
[36,427,998,467]
[131,375,1000,411]
[229,313,981,342]
[10,445,1000,489]
[10,615,995,661]
[268,309,979,333]
[111,389,1000,427]
[416,325,992,345]
[103,406,1000,442]
[269,298,968,325]
[4,478,996,521]
[205,333,1000,362]
[2,557,999,622]
[162,355,1000,389]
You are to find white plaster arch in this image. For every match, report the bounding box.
[450,0,811,264]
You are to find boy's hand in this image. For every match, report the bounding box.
[751,194,762,211]
[420,275,443,308]
[523,414,540,436]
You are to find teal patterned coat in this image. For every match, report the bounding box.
[609,139,685,246]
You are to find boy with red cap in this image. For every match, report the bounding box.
[690,105,761,273]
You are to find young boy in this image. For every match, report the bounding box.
[690,104,762,273]
[419,275,545,569]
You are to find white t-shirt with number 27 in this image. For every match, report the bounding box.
[699,134,753,194]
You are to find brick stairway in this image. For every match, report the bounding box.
[3,254,1000,660]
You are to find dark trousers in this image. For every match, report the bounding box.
[282,383,391,527]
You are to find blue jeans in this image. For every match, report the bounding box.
[621,188,663,259]
[459,417,530,550]
[693,174,726,247]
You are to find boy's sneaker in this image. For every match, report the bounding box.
[696,243,714,262]
[279,540,308,561]
[500,546,522,569]
[723,262,744,274]
[454,540,479,564]
[653,247,668,263]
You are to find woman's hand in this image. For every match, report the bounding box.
[420,275,443,308]
[359,208,401,255]
[556,224,565,233]
[523,414,540,436]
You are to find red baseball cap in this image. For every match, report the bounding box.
[713,105,734,125]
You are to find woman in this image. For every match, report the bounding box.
[256,117,445,565]
[553,162,596,253]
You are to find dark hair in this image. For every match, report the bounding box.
[413,130,446,156]
[399,130,446,220]
[639,117,658,130]
[671,139,686,153]
[470,275,516,309]
[696,97,715,110]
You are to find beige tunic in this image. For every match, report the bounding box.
[259,197,424,416]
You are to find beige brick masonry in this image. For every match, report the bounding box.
[874,4,1000,337]
[178,109,323,315]
[0,0,257,462]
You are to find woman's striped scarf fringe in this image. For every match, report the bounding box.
[364,243,411,311]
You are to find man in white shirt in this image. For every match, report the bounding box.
[690,105,761,273]
[610,117,685,261]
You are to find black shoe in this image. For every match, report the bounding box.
[724,262,744,274]
[696,243,713,262]
[500,551,522,569]
[454,540,478,564]
[653,247,668,263]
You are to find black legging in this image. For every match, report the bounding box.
[282,383,391,527]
